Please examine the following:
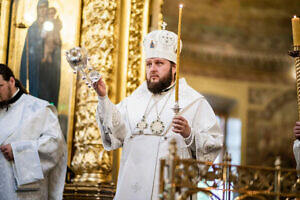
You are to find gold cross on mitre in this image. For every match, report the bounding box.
[161,22,167,30]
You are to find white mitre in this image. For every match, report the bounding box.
[143,29,182,64]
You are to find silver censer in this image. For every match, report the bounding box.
[65,47,101,88]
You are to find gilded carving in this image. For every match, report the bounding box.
[126,0,147,96]
[160,140,300,200]
[71,0,118,183]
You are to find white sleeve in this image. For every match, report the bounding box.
[11,106,66,188]
[11,140,43,188]
[96,95,128,151]
[192,99,223,162]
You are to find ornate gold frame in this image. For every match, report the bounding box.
[0,0,82,167]
[0,0,11,63]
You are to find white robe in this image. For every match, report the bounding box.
[0,94,67,200]
[96,78,223,200]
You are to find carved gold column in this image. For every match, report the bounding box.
[0,0,11,63]
[126,0,150,95]
[71,0,118,183]
[149,0,164,31]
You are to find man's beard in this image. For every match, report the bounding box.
[147,67,173,94]
[0,87,13,110]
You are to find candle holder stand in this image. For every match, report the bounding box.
[288,46,300,117]
[289,46,300,178]
[172,101,181,115]
[288,45,300,124]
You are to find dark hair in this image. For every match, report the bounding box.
[170,61,176,80]
[0,63,28,94]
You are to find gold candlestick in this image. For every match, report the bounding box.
[292,16,300,46]
[290,16,300,121]
[175,4,183,104]
[294,46,300,121]
[289,17,300,177]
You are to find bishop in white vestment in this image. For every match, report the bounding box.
[0,64,67,200]
[94,30,223,200]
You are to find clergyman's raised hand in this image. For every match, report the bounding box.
[93,77,107,97]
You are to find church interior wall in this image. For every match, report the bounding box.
[184,71,297,167]
[162,0,300,168]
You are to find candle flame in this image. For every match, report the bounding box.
[294,15,297,18]
[179,4,183,8]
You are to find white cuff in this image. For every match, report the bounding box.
[11,141,44,186]
[184,130,194,147]
[98,95,107,101]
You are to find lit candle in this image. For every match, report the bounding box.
[292,15,300,46]
[175,4,183,102]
